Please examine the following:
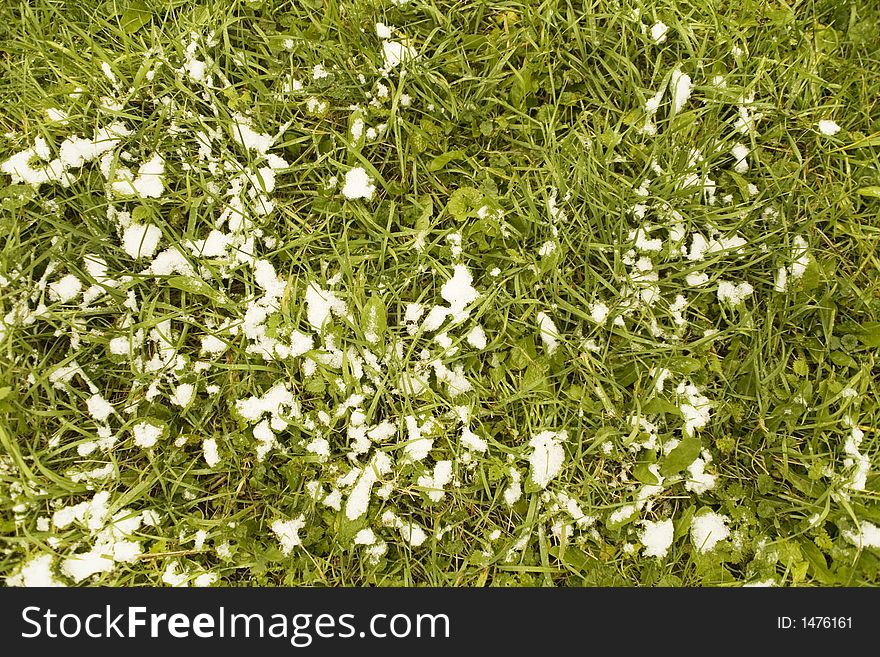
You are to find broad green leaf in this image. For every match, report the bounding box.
[856,322,880,347]
[669,356,703,375]
[167,275,223,303]
[660,433,701,477]
[446,187,483,221]
[633,462,660,485]
[509,64,532,108]
[800,257,821,291]
[508,336,537,371]
[830,350,857,368]
[673,505,695,541]
[131,205,154,222]
[118,1,152,34]
[0,185,35,209]
[522,362,549,392]
[642,397,681,416]
[549,545,595,572]
[856,186,880,198]
[799,540,837,584]
[428,150,465,172]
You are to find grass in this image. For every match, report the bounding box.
[1,0,879,587]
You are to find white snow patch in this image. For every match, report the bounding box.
[341,167,375,200]
[691,512,730,553]
[639,518,674,557]
[716,280,753,306]
[843,520,880,549]
[528,430,566,488]
[670,68,692,113]
[271,515,306,555]
[382,41,417,70]
[466,324,487,349]
[49,274,83,303]
[650,22,669,43]
[536,311,560,355]
[132,421,163,448]
[122,223,162,259]
[203,438,221,467]
[818,120,841,136]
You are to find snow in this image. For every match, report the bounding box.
[254,259,286,298]
[49,274,83,303]
[376,23,392,39]
[355,528,377,545]
[403,416,434,461]
[341,166,375,200]
[148,247,194,276]
[716,280,753,306]
[306,437,330,459]
[528,430,566,488]
[171,383,195,408]
[368,419,397,442]
[59,123,131,168]
[536,311,560,355]
[253,419,277,461]
[670,68,692,113]
[305,282,347,332]
[685,456,717,494]
[52,493,106,531]
[193,573,217,587]
[843,422,869,492]
[345,452,392,520]
[351,116,365,142]
[201,334,227,354]
[382,41,417,70]
[188,230,231,257]
[686,272,709,287]
[466,324,487,349]
[5,554,65,587]
[134,154,165,197]
[271,515,306,555]
[818,119,841,136]
[46,107,68,123]
[111,154,165,198]
[678,383,712,436]
[610,504,637,525]
[230,113,273,153]
[731,143,749,173]
[589,301,609,324]
[133,421,163,448]
[639,518,674,557]
[422,305,450,331]
[382,511,427,546]
[235,382,297,425]
[461,426,487,453]
[418,460,453,502]
[122,223,162,259]
[441,265,479,318]
[503,468,522,505]
[86,394,114,422]
[203,438,221,467]
[843,520,880,549]
[691,511,730,553]
[633,228,662,252]
[650,22,668,43]
[61,551,115,582]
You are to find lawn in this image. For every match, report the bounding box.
[1,0,879,587]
